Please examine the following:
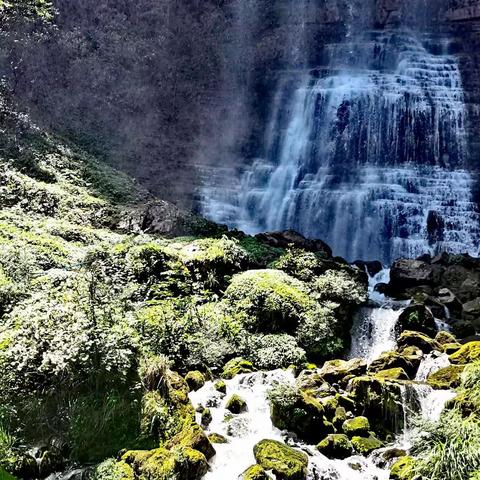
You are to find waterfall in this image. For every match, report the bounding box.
[349,269,408,363]
[189,370,388,480]
[199,1,480,264]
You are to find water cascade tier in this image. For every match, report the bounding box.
[200,5,480,264]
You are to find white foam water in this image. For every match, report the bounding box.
[189,370,388,480]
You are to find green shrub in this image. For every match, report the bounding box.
[245,334,306,370]
[314,270,367,305]
[411,409,480,480]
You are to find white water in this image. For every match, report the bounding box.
[349,269,408,363]
[200,5,480,264]
[189,370,388,480]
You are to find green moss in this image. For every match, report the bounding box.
[317,434,353,459]
[226,394,247,414]
[238,236,284,267]
[342,417,370,437]
[449,341,480,365]
[0,467,17,480]
[222,358,256,380]
[241,464,270,480]
[93,459,134,480]
[253,439,308,480]
[351,435,382,455]
[214,380,227,394]
[224,270,313,333]
[122,446,208,480]
[208,433,228,444]
[435,331,457,346]
[390,456,415,480]
[374,368,409,380]
[427,365,465,390]
[166,423,216,460]
[185,371,206,392]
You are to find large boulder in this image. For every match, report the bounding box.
[226,394,248,414]
[122,446,208,480]
[185,371,206,392]
[317,434,353,460]
[389,259,443,293]
[351,435,383,455]
[395,305,437,337]
[241,465,271,480]
[255,230,332,257]
[342,416,370,437]
[427,365,465,390]
[222,358,256,379]
[449,341,480,365]
[317,358,367,384]
[166,423,216,460]
[253,440,308,480]
[119,200,224,237]
[368,347,423,378]
[397,331,440,354]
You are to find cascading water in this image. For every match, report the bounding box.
[199,0,480,264]
[349,269,408,363]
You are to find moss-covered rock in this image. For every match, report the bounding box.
[253,440,308,480]
[390,456,415,480]
[442,342,462,355]
[185,371,206,392]
[332,406,348,429]
[435,331,457,346]
[224,270,314,333]
[396,304,437,337]
[208,433,228,444]
[427,365,465,389]
[317,434,353,459]
[397,330,440,354]
[368,348,422,378]
[122,446,208,480]
[214,380,227,394]
[449,341,480,365]
[222,358,256,379]
[93,459,134,480]
[241,464,271,480]
[200,408,212,428]
[226,394,248,414]
[166,423,216,460]
[342,416,370,437]
[318,358,367,384]
[351,435,383,455]
[375,368,409,380]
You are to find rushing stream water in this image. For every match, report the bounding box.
[188,270,457,479]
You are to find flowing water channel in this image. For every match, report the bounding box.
[188,271,457,480]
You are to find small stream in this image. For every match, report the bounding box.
[189,269,456,479]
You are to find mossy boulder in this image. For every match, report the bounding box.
[368,348,422,378]
[396,304,437,337]
[397,330,440,354]
[435,331,457,346]
[122,446,208,480]
[427,365,465,389]
[390,455,415,480]
[200,408,212,428]
[317,434,353,459]
[214,380,227,394]
[224,270,314,333]
[351,435,383,455]
[269,389,331,443]
[332,406,348,429]
[166,423,216,460]
[208,433,228,444]
[449,341,480,365]
[226,394,247,414]
[185,371,206,392]
[342,416,370,437]
[375,368,409,380]
[222,358,256,379]
[253,440,308,480]
[93,459,134,480]
[442,342,462,355]
[241,464,271,480]
[318,358,367,384]
[347,376,404,435]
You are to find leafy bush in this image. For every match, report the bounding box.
[245,334,306,370]
[224,269,313,333]
[296,305,344,359]
[411,409,480,480]
[273,249,327,282]
[314,270,367,305]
